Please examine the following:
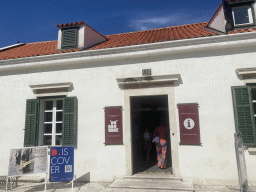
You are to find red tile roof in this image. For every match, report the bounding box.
[57,21,86,28]
[0,22,219,60]
[0,41,82,60]
[89,22,217,50]
[0,21,254,61]
[228,27,256,34]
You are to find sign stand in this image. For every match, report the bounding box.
[235,133,248,192]
[71,176,74,192]
[71,175,76,192]
[44,172,47,192]
[5,177,8,191]
[5,176,16,191]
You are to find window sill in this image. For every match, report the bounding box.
[234,23,255,28]
[235,67,256,79]
[248,147,256,155]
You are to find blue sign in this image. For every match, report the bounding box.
[50,146,74,182]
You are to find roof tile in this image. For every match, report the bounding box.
[0,21,253,61]
[57,21,85,28]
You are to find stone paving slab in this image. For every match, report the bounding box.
[1,182,256,192]
[194,185,256,192]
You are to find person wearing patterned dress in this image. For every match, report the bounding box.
[153,119,167,169]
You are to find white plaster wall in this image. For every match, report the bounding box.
[1,44,256,184]
[0,65,126,182]
[113,48,256,185]
[208,5,226,33]
[78,26,85,48]
[84,26,106,49]
[174,54,240,185]
[57,29,62,50]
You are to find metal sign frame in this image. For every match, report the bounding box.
[234,133,248,192]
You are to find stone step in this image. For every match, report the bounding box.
[120,178,183,184]
[110,179,195,191]
[124,173,182,181]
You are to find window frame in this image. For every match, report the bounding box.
[24,97,77,148]
[231,2,256,27]
[61,27,79,49]
[232,86,256,147]
[39,98,64,147]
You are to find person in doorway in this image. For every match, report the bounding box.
[153,118,167,169]
[143,126,152,164]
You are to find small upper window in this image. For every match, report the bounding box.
[232,5,253,26]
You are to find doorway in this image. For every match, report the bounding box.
[130,95,172,174]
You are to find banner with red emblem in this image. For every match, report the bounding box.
[105,106,123,145]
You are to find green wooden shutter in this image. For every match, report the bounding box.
[232,86,256,146]
[61,28,78,49]
[24,99,39,147]
[62,97,77,147]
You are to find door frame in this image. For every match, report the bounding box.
[123,86,180,177]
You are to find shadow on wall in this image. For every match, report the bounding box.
[75,172,90,183]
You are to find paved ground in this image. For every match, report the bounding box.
[1,181,256,192]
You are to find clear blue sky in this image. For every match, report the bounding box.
[0,0,221,48]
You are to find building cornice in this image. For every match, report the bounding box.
[1,31,256,72]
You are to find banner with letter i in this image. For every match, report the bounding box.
[50,146,74,182]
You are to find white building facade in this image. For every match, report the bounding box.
[1,0,256,185]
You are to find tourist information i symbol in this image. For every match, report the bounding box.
[183,118,195,129]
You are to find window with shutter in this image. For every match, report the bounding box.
[24,99,39,147]
[232,86,256,146]
[24,97,77,147]
[62,97,77,147]
[61,28,78,49]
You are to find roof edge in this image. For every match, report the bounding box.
[1,30,256,70]
[0,43,26,52]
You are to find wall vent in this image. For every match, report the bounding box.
[142,69,151,76]
[61,28,78,49]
